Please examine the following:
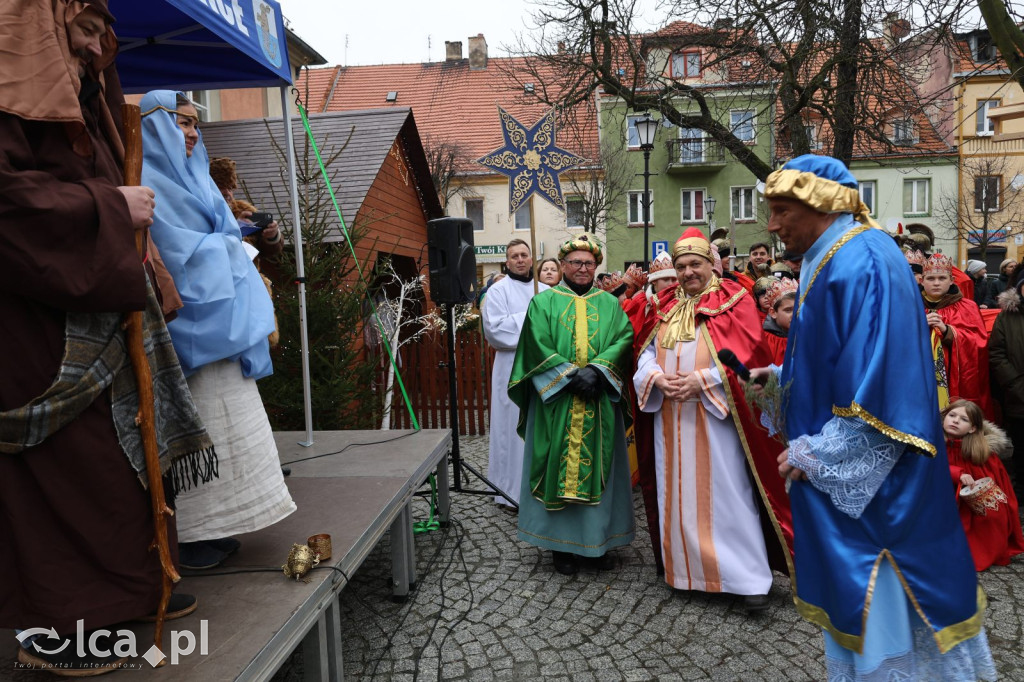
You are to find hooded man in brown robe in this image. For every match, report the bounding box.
[0,0,213,674]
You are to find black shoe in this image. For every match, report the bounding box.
[552,551,579,575]
[205,537,241,556]
[585,553,615,571]
[743,594,770,613]
[16,632,126,676]
[136,592,199,622]
[179,541,228,570]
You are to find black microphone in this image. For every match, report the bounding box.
[718,348,766,385]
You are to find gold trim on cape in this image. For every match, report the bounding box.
[832,402,938,456]
[797,225,869,313]
[562,296,591,498]
[794,549,986,654]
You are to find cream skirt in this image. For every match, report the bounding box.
[174,359,296,542]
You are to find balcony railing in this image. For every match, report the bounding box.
[665,137,727,171]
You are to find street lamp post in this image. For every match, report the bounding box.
[635,114,658,267]
[704,195,717,238]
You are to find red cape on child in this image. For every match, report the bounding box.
[947,439,1024,571]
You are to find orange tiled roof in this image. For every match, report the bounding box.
[953,35,1011,76]
[296,58,599,174]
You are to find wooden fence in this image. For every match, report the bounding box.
[377,329,496,435]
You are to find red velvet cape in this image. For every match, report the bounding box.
[762,330,788,367]
[931,295,992,415]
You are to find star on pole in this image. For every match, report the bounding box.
[477,106,586,215]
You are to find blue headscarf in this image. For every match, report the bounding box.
[140,90,274,379]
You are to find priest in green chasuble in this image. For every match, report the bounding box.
[509,235,636,575]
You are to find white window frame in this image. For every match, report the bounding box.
[626,115,644,149]
[680,188,706,224]
[731,186,756,222]
[465,198,484,231]
[183,90,210,122]
[628,190,653,226]
[514,204,531,231]
[892,118,917,146]
[903,179,930,216]
[975,176,1001,212]
[566,196,586,229]
[976,99,1000,136]
[803,123,821,150]
[858,181,877,217]
[730,109,756,143]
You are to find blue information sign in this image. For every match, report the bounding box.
[652,241,669,260]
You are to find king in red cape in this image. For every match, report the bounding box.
[632,229,792,609]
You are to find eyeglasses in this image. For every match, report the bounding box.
[564,259,597,270]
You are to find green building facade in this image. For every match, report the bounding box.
[599,90,777,271]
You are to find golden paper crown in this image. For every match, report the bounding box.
[648,251,676,281]
[922,253,953,275]
[598,271,626,294]
[904,248,926,269]
[624,263,648,290]
[672,227,713,262]
[558,234,604,265]
[765,277,799,310]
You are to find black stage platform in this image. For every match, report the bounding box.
[1,428,451,681]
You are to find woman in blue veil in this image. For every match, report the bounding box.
[141,90,295,570]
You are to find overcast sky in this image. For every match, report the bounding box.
[281,0,664,67]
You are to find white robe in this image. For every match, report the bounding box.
[482,276,547,505]
[633,327,771,595]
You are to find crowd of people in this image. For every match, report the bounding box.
[482,155,1021,680]
[2,2,1021,679]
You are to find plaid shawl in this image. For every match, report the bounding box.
[0,280,216,494]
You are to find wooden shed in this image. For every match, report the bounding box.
[201,107,442,277]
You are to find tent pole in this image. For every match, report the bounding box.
[281,85,314,447]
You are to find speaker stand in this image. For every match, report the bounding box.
[443,304,519,508]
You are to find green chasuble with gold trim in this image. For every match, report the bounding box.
[508,283,633,511]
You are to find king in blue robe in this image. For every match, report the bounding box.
[763,155,996,680]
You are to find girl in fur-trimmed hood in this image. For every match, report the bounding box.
[942,399,1024,571]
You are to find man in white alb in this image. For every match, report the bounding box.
[482,239,548,506]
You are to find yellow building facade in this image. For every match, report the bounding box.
[955,54,1024,269]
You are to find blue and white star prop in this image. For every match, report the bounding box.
[477,106,586,214]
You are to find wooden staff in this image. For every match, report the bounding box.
[122,103,179,661]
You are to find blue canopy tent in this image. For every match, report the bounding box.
[109,0,316,445]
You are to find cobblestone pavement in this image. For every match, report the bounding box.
[275,435,1024,681]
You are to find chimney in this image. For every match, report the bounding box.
[882,13,910,45]
[468,34,488,70]
[445,41,463,61]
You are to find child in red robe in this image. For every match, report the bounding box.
[941,399,1024,571]
[920,254,992,412]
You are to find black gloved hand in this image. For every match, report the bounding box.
[566,365,601,401]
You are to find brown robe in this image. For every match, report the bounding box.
[0,84,177,634]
